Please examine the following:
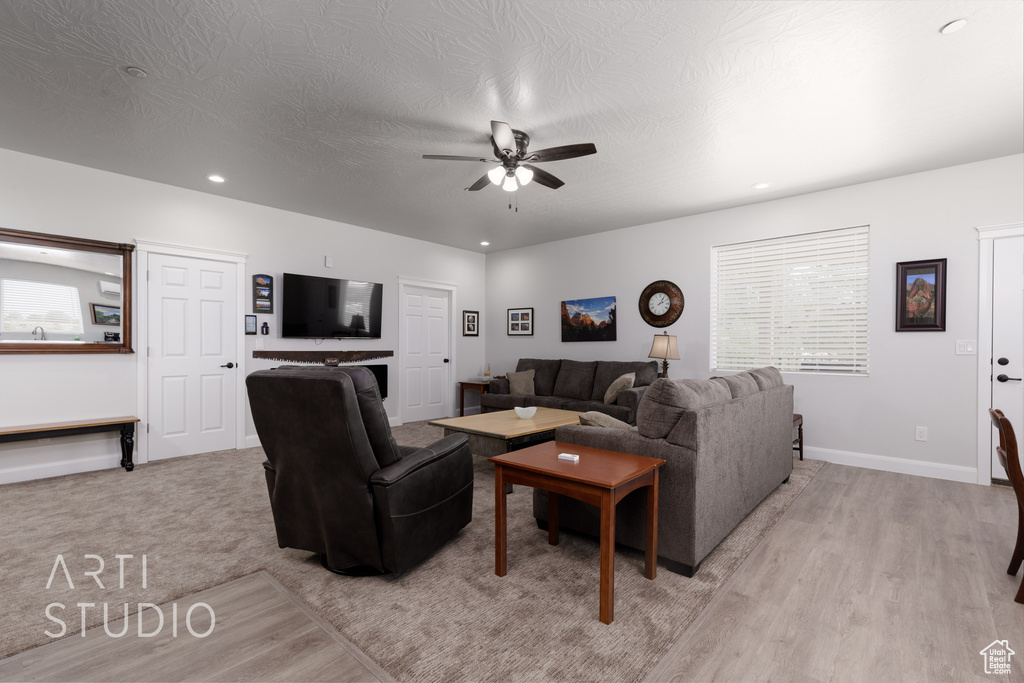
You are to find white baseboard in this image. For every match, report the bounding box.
[389,416,401,428]
[806,446,977,484]
[0,455,121,485]
[244,434,262,449]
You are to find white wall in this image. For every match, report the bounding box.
[486,155,1024,482]
[0,148,486,482]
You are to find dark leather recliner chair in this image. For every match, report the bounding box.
[246,365,473,574]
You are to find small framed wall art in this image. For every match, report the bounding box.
[896,258,946,331]
[253,274,273,314]
[90,303,121,326]
[463,310,479,337]
[507,307,533,336]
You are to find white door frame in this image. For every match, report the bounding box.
[975,222,1024,485]
[397,277,458,425]
[135,240,247,465]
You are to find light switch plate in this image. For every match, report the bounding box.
[325,255,334,268]
[955,340,976,355]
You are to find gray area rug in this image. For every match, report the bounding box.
[0,422,823,681]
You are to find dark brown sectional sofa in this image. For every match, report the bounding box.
[481,358,660,425]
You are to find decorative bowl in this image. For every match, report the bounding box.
[514,406,537,419]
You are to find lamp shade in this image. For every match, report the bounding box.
[487,166,505,185]
[514,165,534,185]
[502,174,518,192]
[648,333,680,360]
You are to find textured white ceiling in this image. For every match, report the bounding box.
[0,1,1021,252]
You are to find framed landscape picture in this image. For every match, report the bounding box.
[90,303,121,326]
[507,307,533,336]
[561,296,617,342]
[463,310,479,337]
[896,258,946,331]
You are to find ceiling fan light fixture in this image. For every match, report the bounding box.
[502,175,518,192]
[487,166,505,185]
[515,166,534,186]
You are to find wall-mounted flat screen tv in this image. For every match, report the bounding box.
[282,272,383,339]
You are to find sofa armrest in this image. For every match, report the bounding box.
[488,377,510,394]
[555,424,681,461]
[614,385,650,418]
[372,433,469,486]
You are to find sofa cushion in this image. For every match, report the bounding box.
[637,378,732,439]
[603,373,635,404]
[553,360,598,401]
[578,411,636,431]
[516,359,561,396]
[591,360,658,400]
[748,366,784,390]
[720,372,759,398]
[507,369,536,396]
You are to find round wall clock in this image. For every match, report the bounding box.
[639,280,684,327]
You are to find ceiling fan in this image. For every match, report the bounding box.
[423,121,596,192]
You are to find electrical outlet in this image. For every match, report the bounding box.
[915,426,928,442]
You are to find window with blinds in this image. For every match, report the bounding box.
[0,279,85,334]
[710,225,870,375]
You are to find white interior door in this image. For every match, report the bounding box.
[147,253,238,460]
[401,285,450,423]
[991,234,1024,481]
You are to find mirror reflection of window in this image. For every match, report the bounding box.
[1,279,84,336]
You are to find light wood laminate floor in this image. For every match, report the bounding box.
[0,572,389,683]
[646,463,1024,682]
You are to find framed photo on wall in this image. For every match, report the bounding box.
[463,310,479,336]
[253,274,273,314]
[90,303,121,326]
[896,258,946,331]
[507,307,533,336]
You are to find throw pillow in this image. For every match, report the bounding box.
[507,369,536,396]
[578,411,636,431]
[603,372,635,404]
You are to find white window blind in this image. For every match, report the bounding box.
[0,279,85,334]
[711,225,870,375]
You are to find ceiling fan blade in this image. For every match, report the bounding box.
[522,164,564,189]
[490,121,516,156]
[423,154,494,162]
[466,173,492,191]
[526,143,597,163]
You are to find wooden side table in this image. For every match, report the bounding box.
[458,380,490,416]
[491,441,665,624]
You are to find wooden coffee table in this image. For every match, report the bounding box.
[490,441,665,624]
[429,408,580,457]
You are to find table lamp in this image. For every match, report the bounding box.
[648,331,680,378]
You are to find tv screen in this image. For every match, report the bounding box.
[282,273,383,339]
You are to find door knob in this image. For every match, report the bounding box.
[996,374,1021,382]
[997,357,1010,365]
[443,358,450,363]
[220,362,235,369]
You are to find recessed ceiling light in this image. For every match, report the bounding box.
[480,241,490,246]
[125,66,148,78]
[940,19,967,34]
[752,182,771,190]
[207,174,226,183]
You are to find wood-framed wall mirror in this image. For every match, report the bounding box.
[0,227,134,354]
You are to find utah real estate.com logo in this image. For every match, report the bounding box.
[980,640,1015,676]
[44,554,215,639]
